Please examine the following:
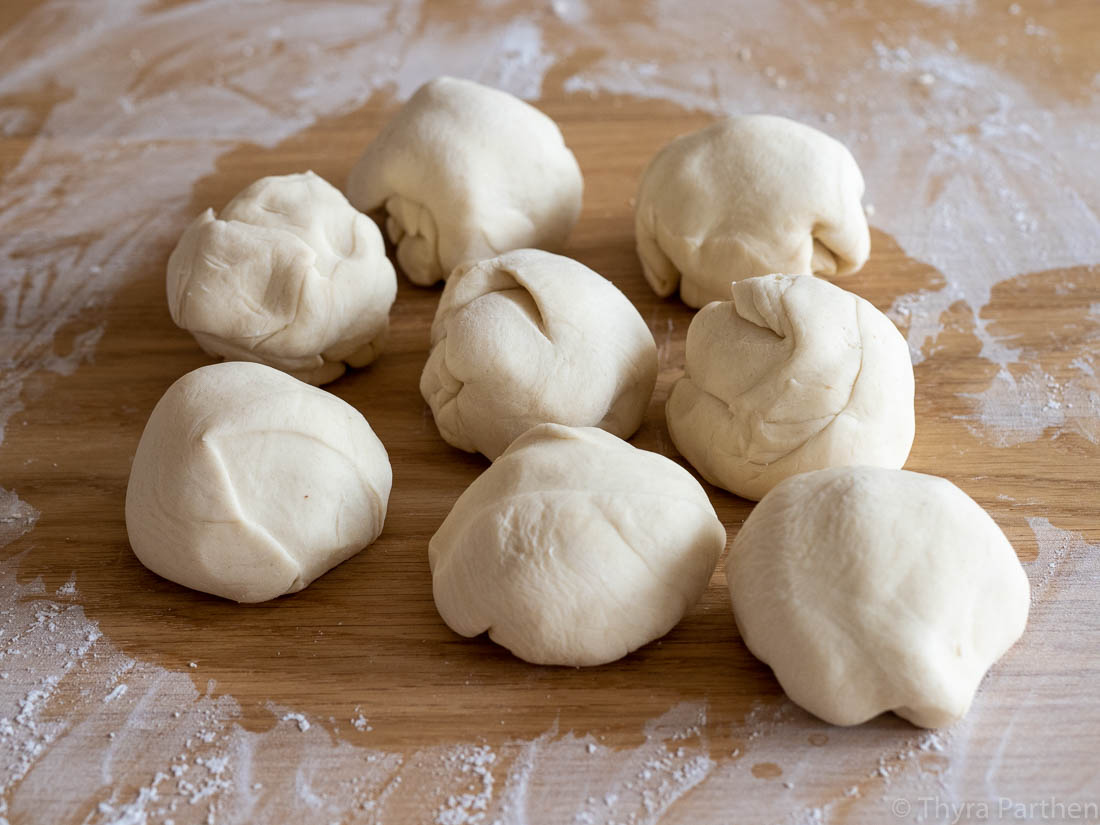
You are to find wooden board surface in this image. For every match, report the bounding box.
[2,1,1099,823]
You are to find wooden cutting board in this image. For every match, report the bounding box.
[2,1,1098,822]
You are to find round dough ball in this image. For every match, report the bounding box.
[635,114,870,308]
[167,171,397,386]
[346,76,583,286]
[430,424,727,666]
[125,362,392,603]
[728,466,1030,728]
[421,249,658,460]
[667,273,913,501]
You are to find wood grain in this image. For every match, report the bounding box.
[2,0,1099,821]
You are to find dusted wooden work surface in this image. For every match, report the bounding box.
[1,1,1099,823]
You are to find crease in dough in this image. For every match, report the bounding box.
[421,249,658,460]
[429,424,727,666]
[667,273,913,500]
[125,362,392,603]
[728,466,1030,728]
[167,171,396,386]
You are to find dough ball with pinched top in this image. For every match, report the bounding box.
[430,424,727,666]
[635,115,870,308]
[728,466,1030,728]
[125,362,391,603]
[346,76,583,286]
[167,171,396,386]
[421,249,658,460]
[667,273,913,501]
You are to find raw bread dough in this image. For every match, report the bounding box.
[727,466,1030,728]
[125,362,391,603]
[421,249,658,460]
[167,171,396,386]
[667,274,913,501]
[635,114,870,308]
[346,76,583,286]
[430,424,727,666]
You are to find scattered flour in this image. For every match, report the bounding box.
[55,577,77,597]
[0,491,39,550]
[280,712,311,733]
[0,529,1097,821]
[1026,516,1100,599]
[351,708,372,732]
[0,0,1098,822]
[555,0,1100,440]
[1,1,1096,452]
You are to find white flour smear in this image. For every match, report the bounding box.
[2,0,1099,822]
[0,0,557,445]
[555,0,1100,444]
[2,1,1097,447]
[2,518,1095,824]
[0,491,38,551]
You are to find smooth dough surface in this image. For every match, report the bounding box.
[125,362,392,603]
[421,249,658,460]
[728,466,1030,728]
[667,274,913,501]
[347,76,583,286]
[430,424,727,666]
[167,171,396,385]
[635,114,870,308]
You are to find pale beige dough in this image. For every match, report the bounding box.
[125,362,391,603]
[635,114,870,308]
[166,172,396,387]
[167,171,396,386]
[347,76,583,286]
[667,273,914,501]
[430,424,727,666]
[728,466,1030,728]
[421,249,658,460]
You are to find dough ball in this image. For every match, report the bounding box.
[635,115,870,308]
[667,273,913,501]
[728,466,1030,728]
[346,76,583,286]
[430,424,727,666]
[167,171,396,386]
[421,249,658,460]
[125,362,392,603]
